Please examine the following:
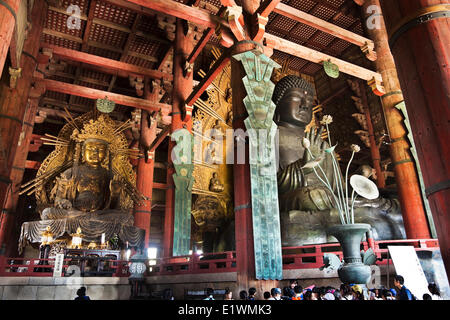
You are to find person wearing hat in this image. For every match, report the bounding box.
[268,288,282,300]
[351,285,364,300]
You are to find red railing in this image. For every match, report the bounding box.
[0,239,440,277]
[0,256,131,277]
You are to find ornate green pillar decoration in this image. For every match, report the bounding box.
[233,50,283,280]
[171,128,195,256]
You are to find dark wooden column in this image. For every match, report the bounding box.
[0,96,40,255]
[0,0,47,213]
[162,18,193,258]
[379,0,449,280]
[360,0,431,240]
[0,0,20,77]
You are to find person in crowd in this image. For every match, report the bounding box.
[204,288,215,300]
[428,283,442,300]
[269,288,282,300]
[381,289,394,300]
[389,288,397,299]
[423,293,432,300]
[282,286,294,300]
[303,290,313,301]
[74,287,90,300]
[322,291,335,300]
[289,280,298,291]
[247,287,257,300]
[351,285,365,300]
[239,290,248,300]
[263,291,271,300]
[340,283,353,300]
[393,275,415,300]
[311,287,320,300]
[292,285,303,300]
[224,288,233,300]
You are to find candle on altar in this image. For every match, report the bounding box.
[101,233,105,244]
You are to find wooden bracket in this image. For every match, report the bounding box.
[361,42,377,62]
[8,67,22,89]
[129,75,144,97]
[224,5,246,41]
[368,77,385,96]
[252,13,269,43]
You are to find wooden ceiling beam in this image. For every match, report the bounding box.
[37,77,172,114]
[264,33,383,87]
[125,0,227,29]
[41,43,173,81]
[274,2,376,61]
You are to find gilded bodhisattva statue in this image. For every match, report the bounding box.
[18,112,147,253]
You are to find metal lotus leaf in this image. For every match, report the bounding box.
[320,253,342,271]
[362,248,377,266]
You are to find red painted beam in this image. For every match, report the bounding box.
[186,52,230,107]
[126,0,225,29]
[41,43,173,81]
[148,125,170,153]
[37,78,172,114]
[25,160,41,170]
[187,28,216,66]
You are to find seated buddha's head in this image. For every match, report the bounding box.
[82,138,108,167]
[272,75,315,128]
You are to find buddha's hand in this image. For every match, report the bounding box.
[303,126,328,165]
[110,179,122,195]
[55,198,72,210]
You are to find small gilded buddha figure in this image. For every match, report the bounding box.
[273,75,336,212]
[209,172,224,193]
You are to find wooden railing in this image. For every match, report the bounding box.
[0,239,440,277]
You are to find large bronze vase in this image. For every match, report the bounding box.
[327,223,372,284]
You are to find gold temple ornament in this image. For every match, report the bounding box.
[40,226,54,245]
[70,227,83,249]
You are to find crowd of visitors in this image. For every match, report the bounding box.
[207,276,443,301]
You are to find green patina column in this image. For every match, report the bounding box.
[171,128,194,256]
[233,50,282,280]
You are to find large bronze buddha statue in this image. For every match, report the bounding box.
[273,75,405,246]
[18,112,146,253]
[274,75,335,212]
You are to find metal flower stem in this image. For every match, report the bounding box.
[305,149,344,224]
[345,150,356,224]
[350,189,357,224]
[325,123,349,223]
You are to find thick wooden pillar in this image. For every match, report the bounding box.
[360,0,431,240]
[134,110,157,249]
[162,18,193,258]
[379,0,449,280]
[0,0,46,213]
[0,0,20,77]
[0,97,39,255]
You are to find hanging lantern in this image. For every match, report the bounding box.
[40,226,54,245]
[71,227,83,249]
[96,96,115,113]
